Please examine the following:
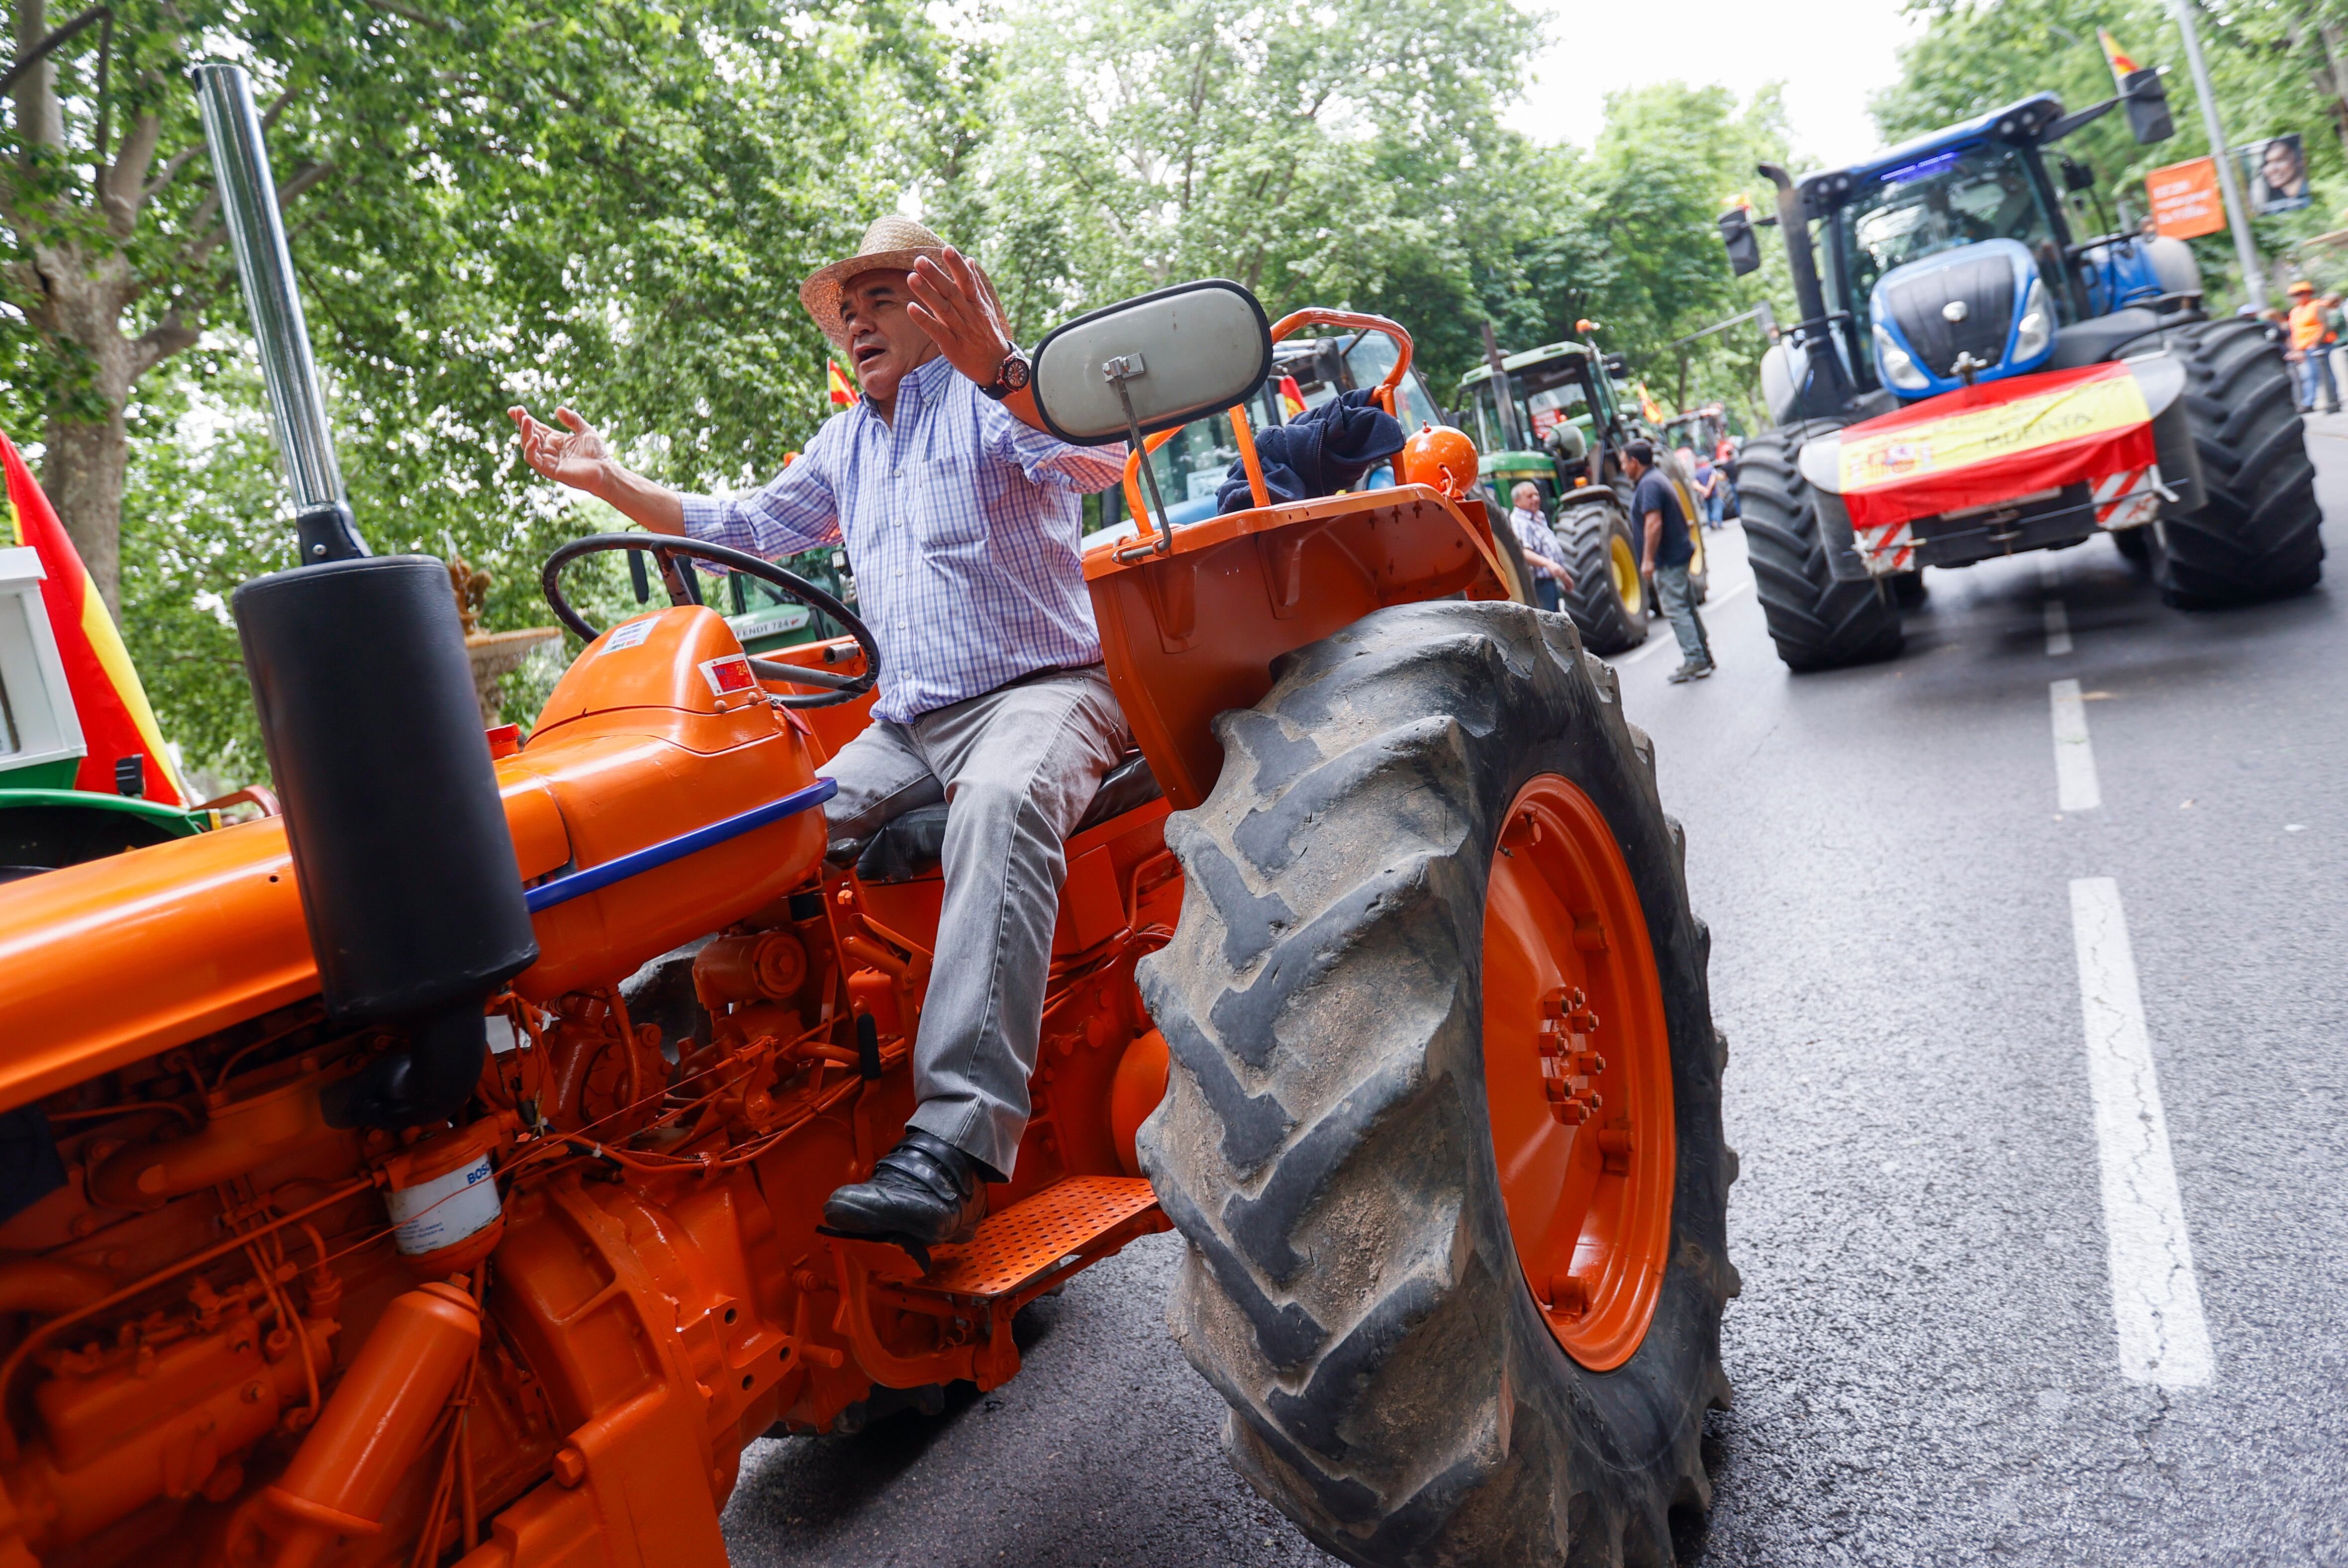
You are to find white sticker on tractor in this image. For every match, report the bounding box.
[600,618,656,655]
[387,1154,501,1256]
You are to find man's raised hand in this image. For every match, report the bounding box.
[508,405,611,494]
[905,247,1014,388]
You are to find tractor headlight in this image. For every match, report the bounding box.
[1874,323,1930,392]
[2013,277,2053,362]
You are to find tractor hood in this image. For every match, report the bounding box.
[1869,239,2055,398]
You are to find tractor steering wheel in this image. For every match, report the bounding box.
[540,533,880,709]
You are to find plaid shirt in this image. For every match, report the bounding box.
[1509,505,1565,566]
[681,356,1127,723]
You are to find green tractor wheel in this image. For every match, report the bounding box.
[1556,497,1649,655]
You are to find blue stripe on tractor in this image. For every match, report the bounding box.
[524,777,839,913]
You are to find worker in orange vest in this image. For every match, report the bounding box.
[2286,280,2338,414]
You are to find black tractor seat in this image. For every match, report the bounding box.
[852,751,1163,885]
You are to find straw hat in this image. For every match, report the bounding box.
[799,215,1004,348]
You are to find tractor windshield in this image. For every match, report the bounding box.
[1467,356,1596,454]
[1833,142,2063,327]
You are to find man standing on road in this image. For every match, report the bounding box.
[1506,481,1573,611]
[1624,439,1713,683]
[507,217,1132,1253]
[2285,280,2338,414]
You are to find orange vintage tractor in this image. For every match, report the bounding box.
[0,67,1735,1568]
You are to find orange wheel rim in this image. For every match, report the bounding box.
[1481,774,1674,1371]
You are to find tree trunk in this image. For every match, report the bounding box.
[27,244,138,615]
[41,403,128,613]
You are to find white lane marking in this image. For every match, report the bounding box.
[2069,878,2214,1388]
[1613,579,1754,668]
[2050,679,2100,810]
[2044,598,2073,656]
[2039,552,2063,589]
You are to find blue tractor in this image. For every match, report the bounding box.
[1716,69,2324,669]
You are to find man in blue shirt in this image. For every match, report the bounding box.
[508,218,1131,1251]
[1624,440,1714,682]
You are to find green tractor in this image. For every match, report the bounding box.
[1458,340,1708,654]
[1659,402,1742,522]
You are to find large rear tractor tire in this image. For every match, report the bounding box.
[1741,424,1905,671]
[1557,499,1648,655]
[1139,602,1736,1567]
[2152,317,2325,607]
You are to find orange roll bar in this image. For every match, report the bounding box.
[1114,309,1418,555]
[1268,308,1414,417]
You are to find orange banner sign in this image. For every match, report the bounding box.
[2146,157,2226,240]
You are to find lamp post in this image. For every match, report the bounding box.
[2167,0,2269,310]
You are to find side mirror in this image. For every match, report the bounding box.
[1603,353,1630,377]
[2060,155,2097,193]
[1718,207,1761,276]
[1029,279,1275,446]
[2121,68,2173,146]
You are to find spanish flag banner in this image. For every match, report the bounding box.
[0,429,186,806]
[2098,29,2141,88]
[827,361,860,406]
[1835,360,2155,529]
[1276,375,1308,420]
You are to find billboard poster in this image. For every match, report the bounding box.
[2240,134,2312,215]
[2145,157,2226,239]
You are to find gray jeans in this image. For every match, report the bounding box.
[820,666,1133,1177]
[1656,563,1710,665]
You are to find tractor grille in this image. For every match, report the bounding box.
[1882,254,2015,378]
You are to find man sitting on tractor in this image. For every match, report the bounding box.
[507,217,1132,1250]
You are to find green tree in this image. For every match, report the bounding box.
[8,0,940,780]
[0,0,923,599]
[959,0,1538,384]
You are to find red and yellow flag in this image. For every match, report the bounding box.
[1276,375,1308,420]
[827,361,860,406]
[1836,360,2155,530]
[2099,28,2141,86]
[1,429,186,806]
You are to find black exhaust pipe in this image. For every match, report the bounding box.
[1758,161,1857,418]
[201,63,538,1127]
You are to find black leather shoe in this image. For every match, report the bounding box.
[822,1129,987,1250]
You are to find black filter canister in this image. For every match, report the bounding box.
[234,557,539,1121]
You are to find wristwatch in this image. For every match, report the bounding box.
[979,346,1032,401]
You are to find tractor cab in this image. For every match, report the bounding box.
[1456,341,1636,511]
[1724,73,2191,421]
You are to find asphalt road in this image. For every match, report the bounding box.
[723,429,2348,1567]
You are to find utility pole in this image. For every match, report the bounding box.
[2167,0,2268,311]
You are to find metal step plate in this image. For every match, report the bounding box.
[920,1176,1162,1300]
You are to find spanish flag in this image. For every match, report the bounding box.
[1,429,186,806]
[827,361,860,406]
[1276,375,1308,420]
[2098,28,2141,86]
[1638,383,1667,424]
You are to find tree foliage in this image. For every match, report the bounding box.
[16,0,1909,782]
